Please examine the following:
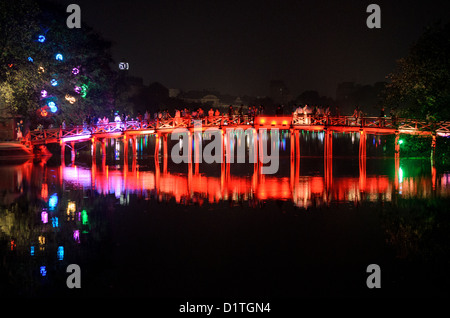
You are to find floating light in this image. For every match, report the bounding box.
[55,53,63,61]
[72,67,79,75]
[51,79,58,86]
[40,109,48,117]
[40,90,48,98]
[28,57,34,62]
[38,66,45,73]
[74,85,81,94]
[38,35,46,43]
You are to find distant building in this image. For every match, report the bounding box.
[169,88,180,98]
[201,94,220,107]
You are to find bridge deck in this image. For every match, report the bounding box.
[25,115,450,146]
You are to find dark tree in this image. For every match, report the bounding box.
[383,22,450,121]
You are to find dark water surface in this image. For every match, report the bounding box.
[1,134,450,298]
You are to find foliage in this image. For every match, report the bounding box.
[383,22,450,121]
[0,0,118,126]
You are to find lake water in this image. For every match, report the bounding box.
[1,132,450,298]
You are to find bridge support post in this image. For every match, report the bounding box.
[60,142,65,164]
[100,139,106,168]
[154,134,160,158]
[163,134,168,174]
[324,129,333,158]
[71,141,75,165]
[324,130,333,201]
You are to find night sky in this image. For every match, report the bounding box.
[48,0,450,98]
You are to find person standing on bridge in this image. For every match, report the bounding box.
[114,112,121,130]
[353,106,360,126]
[228,105,234,119]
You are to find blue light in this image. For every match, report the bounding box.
[49,193,58,209]
[51,79,58,86]
[40,266,47,276]
[28,57,34,62]
[48,101,58,113]
[52,217,58,228]
[30,246,35,256]
[38,35,46,43]
[55,53,63,61]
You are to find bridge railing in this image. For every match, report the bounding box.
[29,115,450,144]
[30,128,61,142]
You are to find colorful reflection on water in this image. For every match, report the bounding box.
[1,133,450,297]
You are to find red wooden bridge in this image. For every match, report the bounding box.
[23,114,450,161]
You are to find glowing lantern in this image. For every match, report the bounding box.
[38,66,45,73]
[40,90,48,98]
[81,84,88,98]
[74,86,81,94]
[65,94,76,104]
[51,79,58,86]
[40,109,48,117]
[49,102,58,113]
[28,57,34,62]
[72,67,79,75]
[38,35,46,43]
[55,53,63,61]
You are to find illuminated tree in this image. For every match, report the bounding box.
[0,0,117,126]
